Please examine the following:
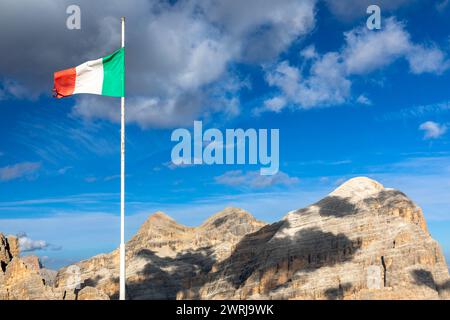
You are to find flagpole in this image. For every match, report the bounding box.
[119,16,126,301]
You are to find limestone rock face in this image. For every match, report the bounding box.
[55,179,449,300]
[55,208,266,299]
[21,256,42,272]
[0,257,60,300]
[1,234,17,272]
[3,177,450,300]
[0,233,106,300]
[77,286,110,300]
[194,177,449,300]
[0,234,65,300]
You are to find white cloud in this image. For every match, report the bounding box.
[103,175,121,182]
[407,45,450,75]
[57,166,72,175]
[346,18,450,76]
[419,121,447,139]
[17,233,62,252]
[264,53,351,110]
[263,96,287,113]
[300,45,318,60]
[343,18,449,76]
[127,0,316,118]
[356,95,372,105]
[342,19,411,74]
[0,162,41,182]
[72,94,206,129]
[202,0,316,62]
[215,170,299,188]
[261,18,449,113]
[378,101,450,121]
[0,0,317,129]
[0,193,117,210]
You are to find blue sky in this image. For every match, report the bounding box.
[1,0,450,269]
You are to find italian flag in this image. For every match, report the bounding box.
[53,48,125,98]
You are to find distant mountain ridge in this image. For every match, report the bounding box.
[1,177,449,299]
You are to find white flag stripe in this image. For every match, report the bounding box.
[73,58,104,95]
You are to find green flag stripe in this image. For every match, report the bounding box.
[102,47,125,97]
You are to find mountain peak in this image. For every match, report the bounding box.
[199,207,261,229]
[202,207,250,221]
[330,177,384,199]
[134,211,185,237]
[148,211,175,222]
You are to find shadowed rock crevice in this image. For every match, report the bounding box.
[363,190,414,209]
[317,196,356,217]
[212,223,362,293]
[212,216,229,228]
[220,221,286,288]
[378,190,409,201]
[0,234,15,272]
[113,247,216,300]
[324,283,352,300]
[412,269,450,293]
[82,275,102,288]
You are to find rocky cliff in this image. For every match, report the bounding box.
[2,177,450,300]
[55,207,266,299]
[190,177,450,299]
[0,233,108,300]
[0,234,59,300]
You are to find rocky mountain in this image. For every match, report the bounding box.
[56,207,266,299]
[0,234,108,300]
[2,177,450,299]
[190,177,450,299]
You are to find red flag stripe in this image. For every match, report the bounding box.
[53,67,76,98]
